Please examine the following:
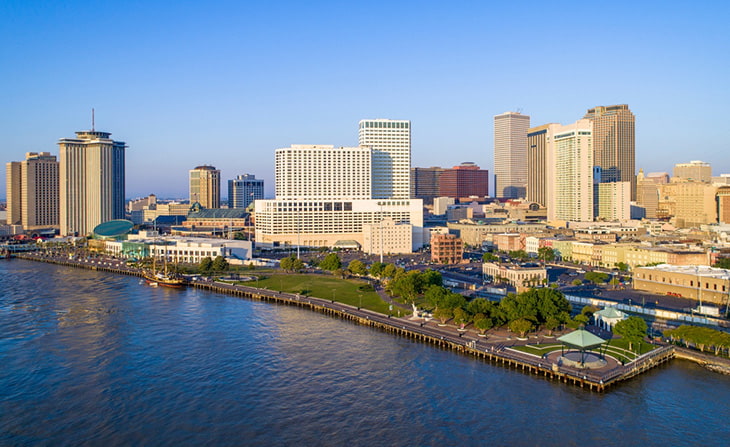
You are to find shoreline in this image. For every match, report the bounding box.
[12,252,730,387]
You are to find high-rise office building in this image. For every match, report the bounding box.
[583,104,635,199]
[58,131,125,236]
[494,111,530,199]
[6,152,59,230]
[228,174,264,209]
[358,119,411,200]
[546,120,594,222]
[189,165,220,209]
[439,162,489,199]
[527,123,556,207]
[256,122,423,251]
[673,160,712,182]
[411,167,444,205]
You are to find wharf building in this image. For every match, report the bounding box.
[190,165,220,209]
[228,174,264,209]
[59,130,126,237]
[6,152,59,231]
[255,140,423,251]
[633,264,730,306]
[494,111,530,199]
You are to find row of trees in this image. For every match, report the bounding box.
[198,256,230,273]
[665,325,730,356]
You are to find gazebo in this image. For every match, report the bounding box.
[557,329,607,368]
[594,306,627,331]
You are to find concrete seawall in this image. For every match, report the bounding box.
[15,252,728,390]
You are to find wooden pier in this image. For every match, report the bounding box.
[16,252,678,392]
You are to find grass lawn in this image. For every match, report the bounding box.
[235,273,394,315]
[511,337,657,364]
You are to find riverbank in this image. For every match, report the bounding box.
[13,252,730,389]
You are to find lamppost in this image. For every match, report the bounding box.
[359,294,362,310]
[332,289,336,303]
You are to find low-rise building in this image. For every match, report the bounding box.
[634,264,730,305]
[362,218,413,255]
[431,233,463,264]
[482,262,547,292]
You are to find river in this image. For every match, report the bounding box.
[1,259,728,446]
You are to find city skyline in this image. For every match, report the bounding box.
[1,1,729,199]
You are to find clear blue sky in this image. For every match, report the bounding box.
[1,0,728,200]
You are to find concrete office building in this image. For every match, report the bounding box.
[546,120,594,222]
[362,218,413,255]
[189,165,220,209]
[228,174,264,209]
[673,160,712,182]
[583,105,635,199]
[494,111,530,199]
[636,169,669,219]
[59,130,126,236]
[411,167,444,204]
[597,181,631,221]
[6,152,59,230]
[527,124,555,207]
[439,162,489,199]
[359,119,411,200]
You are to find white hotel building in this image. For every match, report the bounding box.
[256,121,424,251]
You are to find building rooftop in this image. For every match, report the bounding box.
[637,264,730,279]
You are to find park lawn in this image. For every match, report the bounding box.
[239,273,393,314]
[511,338,657,363]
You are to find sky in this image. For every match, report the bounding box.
[1,0,729,200]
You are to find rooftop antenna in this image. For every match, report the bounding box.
[92,108,95,131]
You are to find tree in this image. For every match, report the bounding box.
[434,307,453,324]
[614,316,648,351]
[573,313,589,327]
[199,256,213,273]
[544,316,560,336]
[369,261,384,278]
[581,305,599,319]
[713,258,730,269]
[585,271,609,284]
[424,285,449,310]
[212,256,229,272]
[508,250,529,261]
[509,318,533,338]
[453,307,470,327]
[381,263,397,279]
[571,279,583,286]
[348,259,367,276]
[280,256,293,272]
[615,262,629,272]
[473,316,494,335]
[482,252,499,262]
[538,246,556,263]
[319,253,342,272]
[387,270,423,303]
[421,269,443,288]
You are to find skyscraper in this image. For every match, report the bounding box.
[59,131,126,236]
[546,120,594,222]
[438,162,489,199]
[494,111,530,199]
[411,167,444,205]
[527,123,556,207]
[228,174,264,209]
[358,119,411,200]
[583,105,635,199]
[6,152,59,230]
[189,165,220,208]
